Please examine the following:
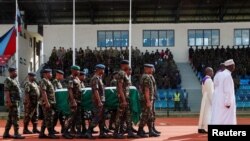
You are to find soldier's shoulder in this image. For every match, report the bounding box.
[118,70,126,77]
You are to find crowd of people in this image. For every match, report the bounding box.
[189,45,250,88]
[46,46,181,89]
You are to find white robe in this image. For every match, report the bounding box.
[211,69,237,125]
[198,75,214,130]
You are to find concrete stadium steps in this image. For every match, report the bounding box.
[176,63,202,112]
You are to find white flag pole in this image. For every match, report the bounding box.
[15,0,19,80]
[129,0,132,67]
[72,0,76,65]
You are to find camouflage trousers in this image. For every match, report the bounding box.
[114,98,133,131]
[23,103,38,126]
[64,103,82,133]
[138,100,153,128]
[152,99,156,122]
[41,104,55,131]
[5,102,20,133]
[89,103,105,129]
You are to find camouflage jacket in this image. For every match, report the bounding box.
[24,81,40,103]
[140,74,154,101]
[80,81,85,88]
[52,79,63,90]
[40,78,56,104]
[110,79,117,86]
[90,75,105,103]
[117,70,130,98]
[68,75,82,103]
[4,77,21,102]
[150,75,157,99]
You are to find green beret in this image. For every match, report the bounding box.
[71,65,80,70]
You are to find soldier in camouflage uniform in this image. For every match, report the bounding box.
[23,72,40,134]
[62,65,83,139]
[110,71,118,86]
[3,67,25,139]
[108,71,118,131]
[39,69,59,139]
[85,64,109,139]
[52,70,65,134]
[113,60,138,139]
[137,64,159,138]
[150,68,161,135]
[78,71,86,134]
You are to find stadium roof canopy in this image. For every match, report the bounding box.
[1,0,250,24]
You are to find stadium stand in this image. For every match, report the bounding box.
[44,46,189,111]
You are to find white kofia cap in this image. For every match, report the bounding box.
[224,59,235,66]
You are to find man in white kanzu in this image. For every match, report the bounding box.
[211,59,237,125]
[198,67,214,133]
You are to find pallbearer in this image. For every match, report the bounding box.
[23,72,40,134]
[113,60,138,139]
[137,64,159,137]
[63,65,83,139]
[85,64,109,139]
[39,69,59,139]
[52,70,65,134]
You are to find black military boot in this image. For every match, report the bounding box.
[39,126,48,139]
[3,129,13,139]
[23,122,33,134]
[127,129,140,138]
[152,123,161,134]
[137,126,148,138]
[32,124,40,133]
[148,123,160,137]
[48,128,59,139]
[84,129,94,139]
[99,126,110,139]
[62,130,74,139]
[14,129,25,139]
[113,129,125,139]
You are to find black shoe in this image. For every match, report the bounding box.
[149,131,160,137]
[23,129,33,134]
[113,133,125,139]
[198,129,207,134]
[62,133,73,139]
[109,126,115,131]
[33,128,41,134]
[99,132,110,138]
[48,134,59,139]
[3,133,14,139]
[39,134,48,139]
[137,130,148,138]
[13,134,25,139]
[84,131,94,139]
[52,129,60,134]
[152,126,161,134]
[127,132,140,138]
